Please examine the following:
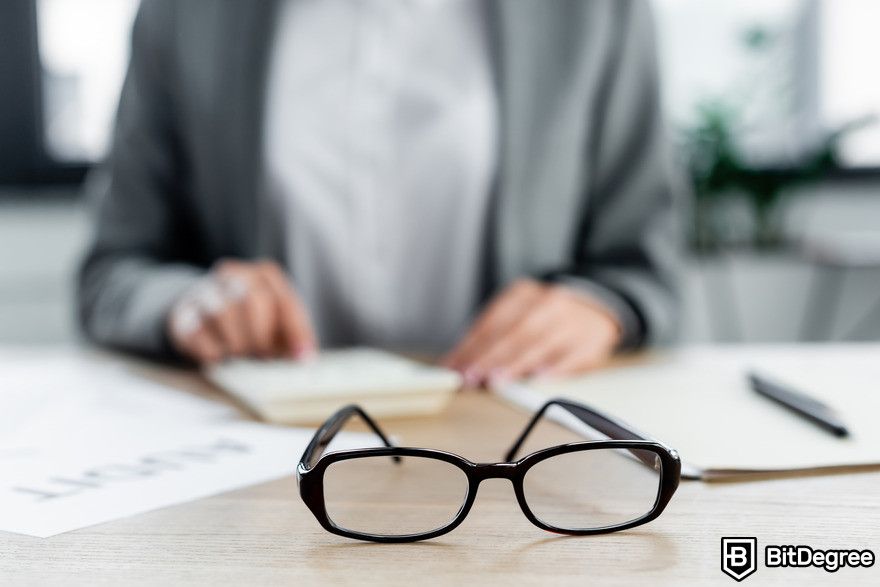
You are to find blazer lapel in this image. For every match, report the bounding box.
[213,0,280,258]
[486,1,582,287]
[487,0,540,286]
[486,0,524,284]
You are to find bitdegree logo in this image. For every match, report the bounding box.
[721,538,876,581]
[766,545,875,573]
[721,537,758,581]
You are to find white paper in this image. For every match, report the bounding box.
[0,353,373,537]
[500,345,880,477]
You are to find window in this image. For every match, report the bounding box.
[37,0,139,163]
[820,0,880,167]
[652,0,880,169]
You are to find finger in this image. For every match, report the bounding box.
[257,262,317,358]
[457,280,543,350]
[497,327,578,383]
[213,258,247,278]
[167,299,217,362]
[168,299,204,345]
[466,290,570,378]
[442,282,531,369]
[202,300,249,357]
[240,287,275,356]
[544,343,610,378]
[214,267,273,356]
[444,280,544,370]
[182,327,224,364]
[465,317,548,385]
[187,279,243,357]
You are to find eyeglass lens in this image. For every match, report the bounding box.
[323,455,469,536]
[522,448,662,530]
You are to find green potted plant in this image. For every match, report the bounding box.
[681,25,869,253]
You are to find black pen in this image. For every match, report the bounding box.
[747,372,850,438]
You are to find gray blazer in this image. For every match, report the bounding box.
[78,0,682,357]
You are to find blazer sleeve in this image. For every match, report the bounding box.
[76,0,204,357]
[552,0,684,348]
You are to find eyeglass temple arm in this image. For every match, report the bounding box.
[503,398,655,462]
[300,404,398,469]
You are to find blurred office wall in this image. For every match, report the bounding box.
[0,0,878,346]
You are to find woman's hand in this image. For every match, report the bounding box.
[443,279,621,387]
[167,260,317,364]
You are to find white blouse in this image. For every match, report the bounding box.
[263,0,497,351]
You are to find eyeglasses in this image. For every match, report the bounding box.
[297,398,680,543]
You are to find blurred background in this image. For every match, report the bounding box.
[1,0,878,346]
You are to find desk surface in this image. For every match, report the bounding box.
[1,352,878,586]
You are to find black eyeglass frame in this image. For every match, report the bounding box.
[297,398,681,543]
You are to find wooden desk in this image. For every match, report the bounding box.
[1,355,878,586]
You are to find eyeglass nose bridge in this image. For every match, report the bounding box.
[470,461,520,482]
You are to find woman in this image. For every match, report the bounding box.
[78,0,681,386]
